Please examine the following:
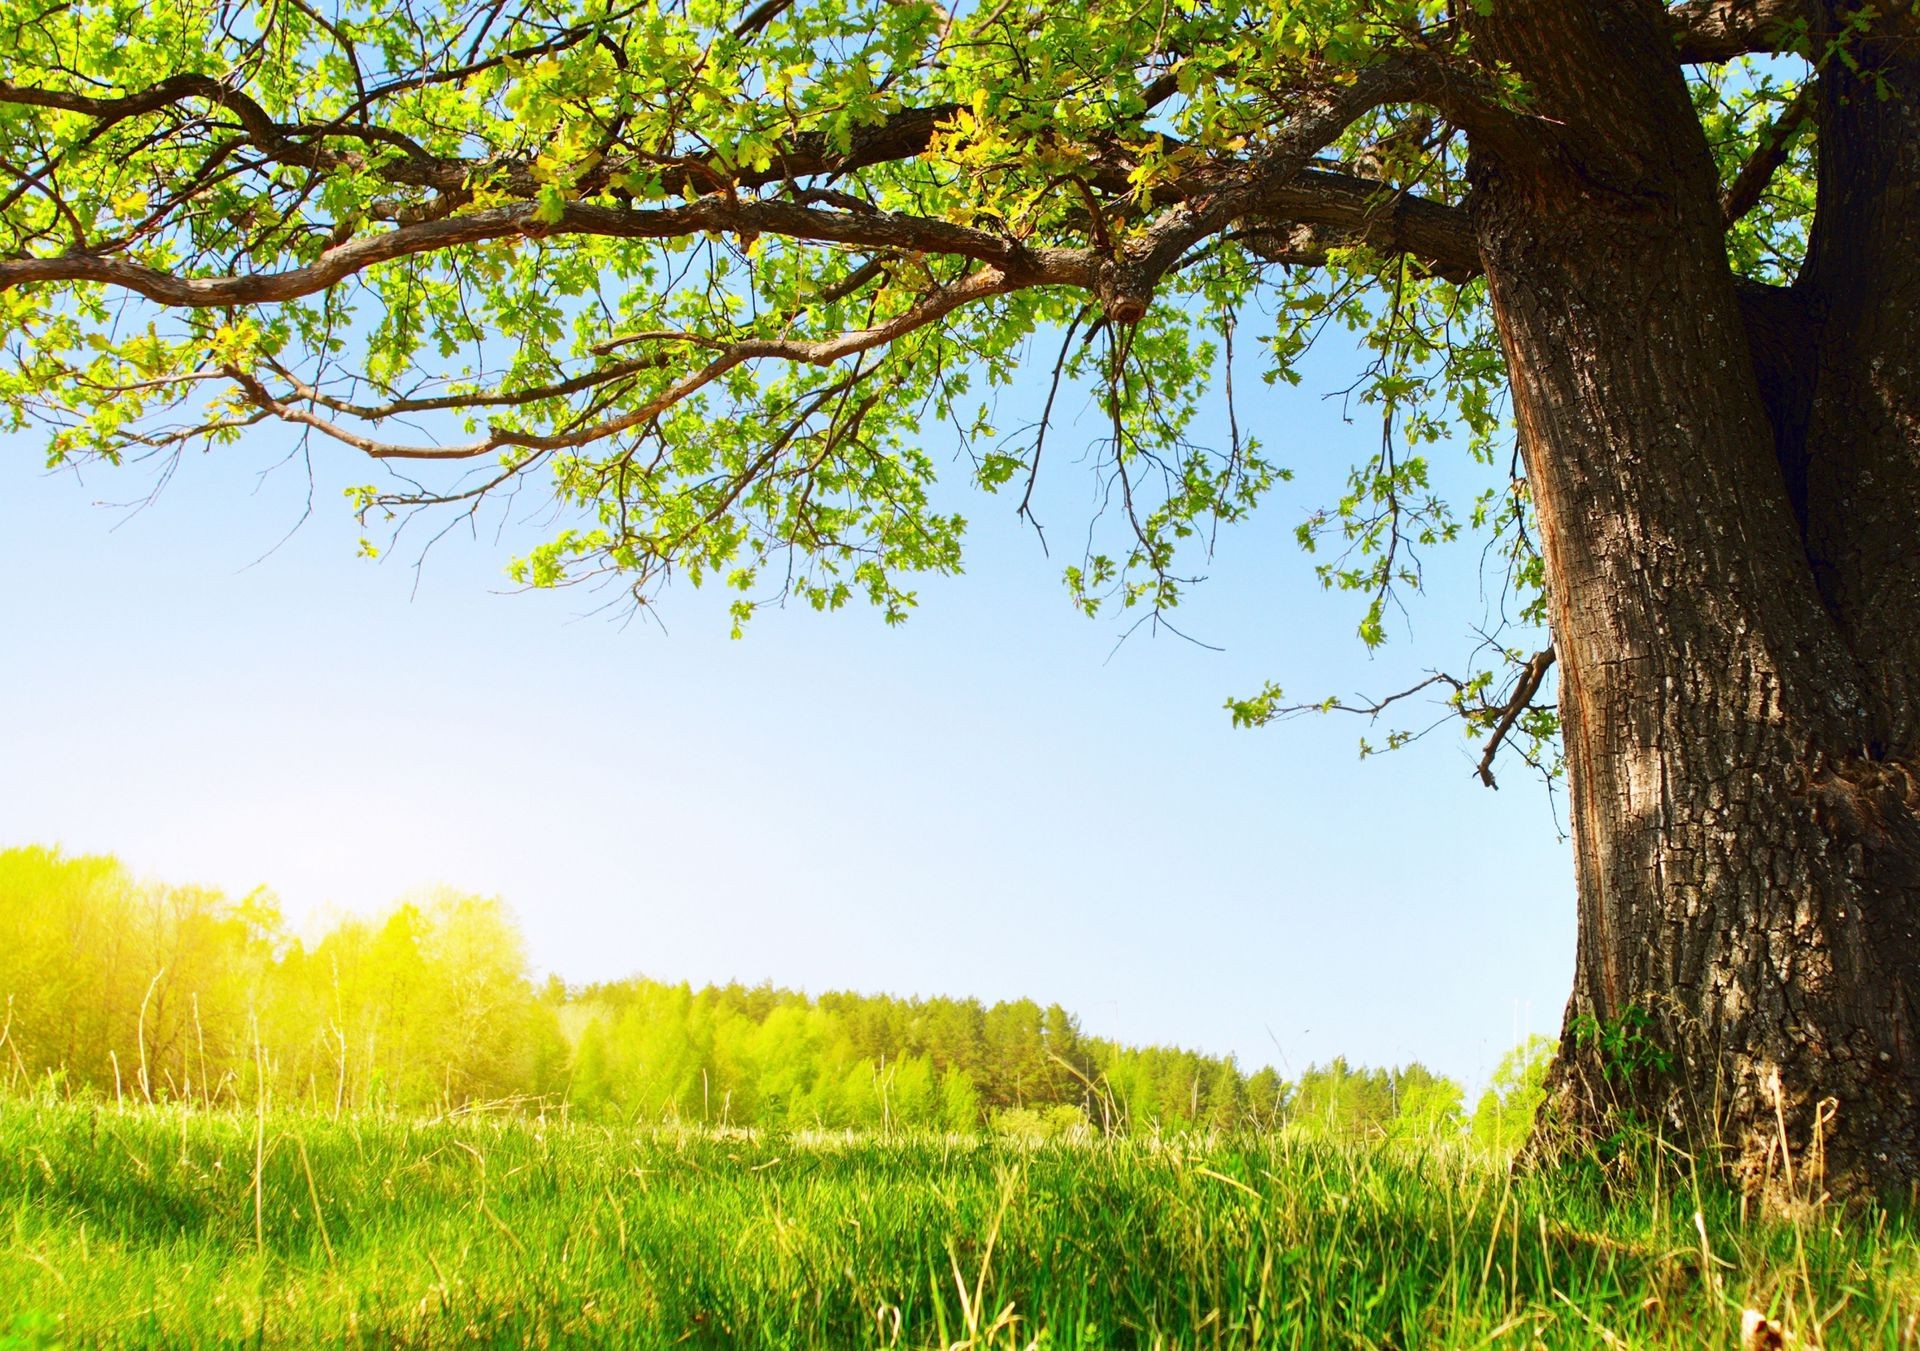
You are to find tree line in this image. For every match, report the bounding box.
[0,847,1546,1144]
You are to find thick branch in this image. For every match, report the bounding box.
[1,166,1484,317]
[1097,60,1441,318]
[1734,278,1816,533]
[1669,0,1805,62]
[0,198,1088,306]
[0,74,285,147]
[1243,170,1481,283]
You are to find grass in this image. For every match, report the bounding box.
[0,1099,1914,1348]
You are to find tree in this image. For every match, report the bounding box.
[939,1064,982,1133]
[1244,1067,1290,1132]
[1288,1056,1397,1139]
[1471,1034,1554,1154]
[2,0,1913,1194]
[1386,1062,1465,1142]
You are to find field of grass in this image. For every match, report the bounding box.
[1,1099,1914,1348]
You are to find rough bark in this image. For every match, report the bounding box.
[1469,0,1920,1199]
[1801,2,1920,749]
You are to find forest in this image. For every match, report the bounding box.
[0,845,1545,1146]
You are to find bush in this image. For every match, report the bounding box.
[992,1103,1091,1142]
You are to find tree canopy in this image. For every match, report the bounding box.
[0,0,1824,772]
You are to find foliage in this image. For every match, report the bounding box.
[990,1103,1091,1142]
[1570,1004,1675,1083]
[1470,1032,1553,1153]
[564,972,1478,1138]
[1282,1054,1464,1143]
[0,1099,1912,1347]
[0,845,565,1113]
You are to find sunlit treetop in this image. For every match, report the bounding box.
[0,0,1822,779]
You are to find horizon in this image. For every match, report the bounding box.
[0,838,1549,1087]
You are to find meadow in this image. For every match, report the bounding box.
[2,1097,1914,1349]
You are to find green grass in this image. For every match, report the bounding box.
[0,1100,1913,1348]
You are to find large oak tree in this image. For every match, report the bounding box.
[2,0,1914,1195]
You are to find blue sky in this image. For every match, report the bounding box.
[0,329,1573,1090]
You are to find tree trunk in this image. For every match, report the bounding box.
[1469,0,1920,1199]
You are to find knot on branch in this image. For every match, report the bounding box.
[1094,260,1153,326]
[1241,221,1329,268]
[1801,752,1920,852]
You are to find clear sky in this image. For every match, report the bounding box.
[0,329,1574,1091]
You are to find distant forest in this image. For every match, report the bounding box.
[0,847,1549,1146]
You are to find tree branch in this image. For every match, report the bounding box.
[1241,170,1481,283]
[1669,0,1805,62]
[733,0,797,38]
[1722,81,1814,227]
[223,265,1021,459]
[1,43,1489,306]
[1096,59,1442,318]
[1475,646,1555,789]
[0,29,931,207]
[0,198,1089,306]
[1,160,1484,318]
[257,352,673,421]
[0,73,286,147]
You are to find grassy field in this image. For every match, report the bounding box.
[0,1100,1914,1348]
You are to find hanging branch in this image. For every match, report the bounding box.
[1474,646,1556,789]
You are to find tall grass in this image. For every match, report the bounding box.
[0,1096,1913,1348]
